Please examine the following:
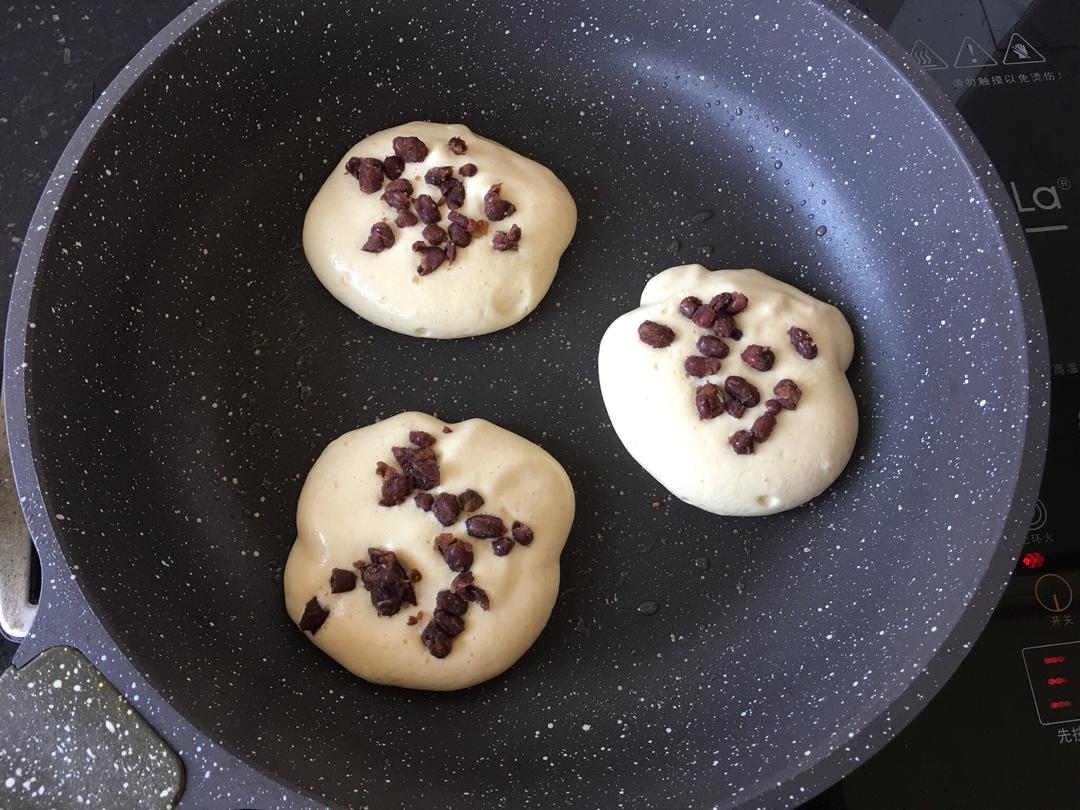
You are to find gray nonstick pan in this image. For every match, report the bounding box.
[3,0,1047,807]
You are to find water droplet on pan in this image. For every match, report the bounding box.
[815,225,828,237]
[667,238,682,255]
[637,601,660,616]
[690,209,715,223]
[774,160,783,169]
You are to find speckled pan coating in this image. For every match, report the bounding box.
[4,1,1047,808]
[0,646,184,808]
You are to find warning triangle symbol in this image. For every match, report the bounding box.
[910,39,948,70]
[1002,33,1046,65]
[953,36,997,68]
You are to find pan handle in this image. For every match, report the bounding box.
[0,398,37,640]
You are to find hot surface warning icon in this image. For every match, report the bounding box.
[1002,33,1046,65]
[953,36,997,68]
[910,39,947,70]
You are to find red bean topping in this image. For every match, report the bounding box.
[411,240,428,252]
[442,426,453,433]
[751,411,776,442]
[381,184,412,211]
[346,156,384,194]
[484,183,516,220]
[442,177,466,209]
[764,398,782,415]
[724,375,760,407]
[726,292,749,314]
[432,492,462,526]
[410,568,422,583]
[695,382,725,419]
[492,536,515,556]
[708,292,733,312]
[359,548,417,616]
[466,514,506,538]
[741,344,775,371]
[638,320,675,348]
[459,489,484,512]
[684,355,723,377]
[379,469,411,506]
[382,155,404,180]
[406,614,420,626]
[392,135,429,162]
[414,492,434,511]
[425,166,454,188]
[436,589,468,616]
[434,533,474,572]
[299,597,329,633]
[729,430,754,454]
[691,305,717,328]
[726,398,746,418]
[391,444,440,490]
[414,194,441,224]
[492,224,521,251]
[788,326,818,359]
[375,461,392,476]
[362,222,395,253]
[421,622,452,658]
[468,586,490,611]
[445,242,457,264]
[395,208,418,228]
[451,571,490,610]
[679,296,702,318]
[511,521,534,545]
[447,222,472,247]
[327,568,356,594]
[410,430,435,448]
[434,607,465,636]
[448,210,488,234]
[773,378,802,410]
[458,162,478,177]
[696,335,729,358]
[423,224,447,245]
[711,312,736,338]
[448,136,467,155]
[417,246,447,276]
[731,328,743,341]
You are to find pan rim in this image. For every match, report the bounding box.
[3,0,1049,807]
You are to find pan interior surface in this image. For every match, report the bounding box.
[15,0,1039,806]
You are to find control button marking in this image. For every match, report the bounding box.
[1035,574,1073,613]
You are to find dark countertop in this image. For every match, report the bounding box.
[0,0,192,670]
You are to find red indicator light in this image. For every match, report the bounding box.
[1048,677,1069,686]
[1021,552,1046,569]
[1050,700,1073,710]
[1044,656,1067,665]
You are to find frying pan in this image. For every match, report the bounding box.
[4,0,1048,807]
